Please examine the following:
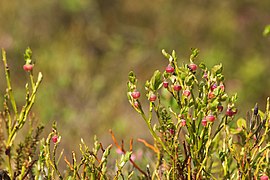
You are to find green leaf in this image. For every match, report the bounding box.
[185,134,191,144]
[263,25,270,36]
[205,138,212,149]
[162,49,170,59]
[145,80,150,91]
[230,128,241,134]
[128,71,136,84]
[220,94,228,101]
[119,151,132,168]
[199,63,206,70]
[150,70,163,91]
[209,99,219,110]
[190,48,199,61]
[219,151,225,162]
[237,118,247,129]
[216,74,224,81]
[172,50,177,59]
[24,47,32,61]
[231,93,238,103]
[211,64,223,75]
[185,74,195,86]
[100,144,112,163]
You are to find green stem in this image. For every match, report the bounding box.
[140,112,173,158]
[45,135,52,179]
[2,49,18,119]
[6,154,13,179]
[196,125,212,178]
[212,116,227,140]
[30,71,35,90]
[187,156,191,180]
[6,73,43,148]
[53,141,63,179]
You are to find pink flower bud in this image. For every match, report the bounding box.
[220,83,225,91]
[188,63,197,71]
[206,115,216,122]
[169,128,175,135]
[134,101,139,108]
[183,90,191,97]
[149,93,157,102]
[163,81,169,88]
[173,84,182,91]
[211,83,217,91]
[166,64,174,73]
[208,91,215,99]
[202,118,207,126]
[181,119,186,126]
[260,175,269,180]
[131,90,140,99]
[203,72,208,79]
[23,64,34,71]
[217,104,223,112]
[52,135,58,143]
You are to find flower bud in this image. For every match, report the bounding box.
[260,175,269,180]
[163,81,169,88]
[166,64,174,73]
[202,118,207,126]
[131,90,140,99]
[149,93,157,102]
[173,84,182,91]
[52,135,58,143]
[23,64,34,71]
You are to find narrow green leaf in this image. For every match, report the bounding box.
[211,64,223,75]
[162,49,170,59]
[128,71,136,83]
[199,63,206,70]
[24,47,32,61]
[172,50,176,59]
[150,70,162,91]
[230,128,241,134]
[263,25,270,36]
[237,118,247,129]
[190,48,199,61]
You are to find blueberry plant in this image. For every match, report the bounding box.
[0,48,43,180]
[0,48,269,179]
[127,49,269,179]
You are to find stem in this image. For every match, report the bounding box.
[187,156,191,180]
[196,125,212,178]
[53,142,63,179]
[140,112,173,158]
[30,71,35,90]
[191,90,197,109]
[2,49,16,179]
[2,49,18,119]
[6,154,13,179]
[212,116,227,140]
[6,73,43,148]
[129,159,148,177]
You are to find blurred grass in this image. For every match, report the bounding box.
[0,0,269,170]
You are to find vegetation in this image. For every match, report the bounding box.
[0,1,269,149]
[0,48,269,179]
[0,1,269,179]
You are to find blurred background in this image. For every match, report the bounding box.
[0,0,269,168]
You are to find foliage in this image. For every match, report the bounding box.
[0,2,270,154]
[0,48,43,179]
[263,25,270,36]
[0,48,269,179]
[127,49,269,179]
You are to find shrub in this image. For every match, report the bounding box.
[0,48,269,179]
